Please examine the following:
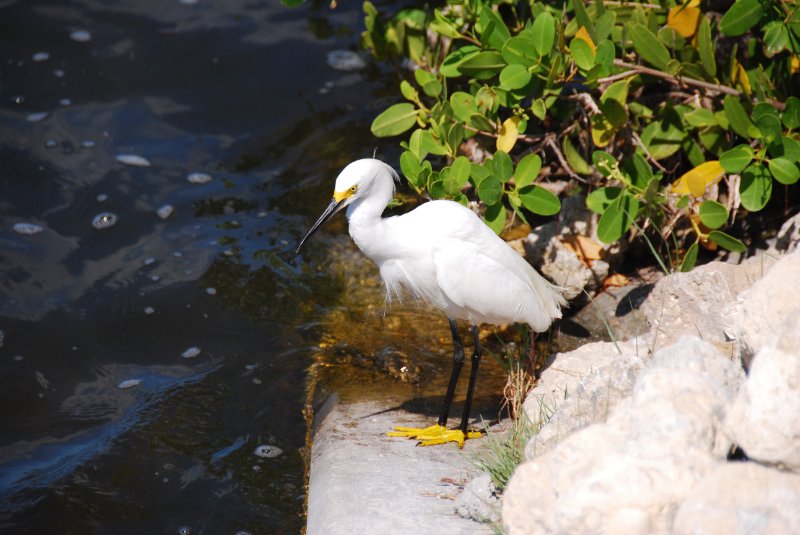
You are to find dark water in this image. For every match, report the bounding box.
[0,1,399,532]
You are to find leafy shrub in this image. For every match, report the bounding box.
[359,0,799,270]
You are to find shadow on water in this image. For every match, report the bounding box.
[0,0,407,533]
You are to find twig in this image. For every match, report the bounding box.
[604,60,743,97]
[631,131,669,173]
[545,133,589,183]
[599,1,661,7]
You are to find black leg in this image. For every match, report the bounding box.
[459,324,482,434]
[437,318,465,427]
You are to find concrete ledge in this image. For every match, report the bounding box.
[307,395,493,534]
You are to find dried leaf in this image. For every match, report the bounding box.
[603,273,630,288]
[562,234,605,265]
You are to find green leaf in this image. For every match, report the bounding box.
[421,79,442,98]
[594,39,615,75]
[709,230,746,253]
[399,151,422,188]
[450,156,472,184]
[681,241,699,272]
[570,38,595,70]
[768,136,800,163]
[739,163,773,212]
[450,92,477,123]
[502,35,538,66]
[719,0,764,37]
[479,6,511,50]
[563,137,591,175]
[470,162,492,187]
[428,179,447,199]
[640,107,685,160]
[532,12,555,57]
[491,151,514,182]
[530,98,547,121]
[658,27,685,50]
[400,80,418,101]
[408,128,447,159]
[499,64,532,90]
[478,175,504,205]
[441,46,480,77]
[699,200,728,229]
[592,151,618,177]
[475,86,498,114]
[684,108,718,128]
[518,185,561,216]
[483,202,506,234]
[586,186,622,214]
[763,21,789,57]
[756,114,781,144]
[572,0,594,39]
[597,193,639,244]
[594,10,616,41]
[469,113,496,132]
[621,152,653,189]
[441,158,470,196]
[430,9,463,39]
[724,95,760,138]
[599,80,629,129]
[697,16,716,76]
[768,158,800,185]
[514,153,542,188]
[720,145,754,173]
[783,97,800,129]
[371,103,418,137]
[457,51,506,79]
[628,23,670,70]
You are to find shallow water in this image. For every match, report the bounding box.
[0,1,402,532]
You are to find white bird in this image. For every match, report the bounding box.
[297,158,566,447]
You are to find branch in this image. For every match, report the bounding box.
[545,133,589,183]
[603,60,743,97]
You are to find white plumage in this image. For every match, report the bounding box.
[297,158,566,447]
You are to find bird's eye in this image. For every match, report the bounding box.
[349,185,357,193]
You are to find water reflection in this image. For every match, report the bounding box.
[1,0,388,532]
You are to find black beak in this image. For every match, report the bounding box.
[295,197,347,254]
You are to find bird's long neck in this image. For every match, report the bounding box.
[345,177,394,262]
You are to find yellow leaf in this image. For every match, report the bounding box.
[591,114,615,148]
[575,26,596,53]
[792,56,800,75]
[496,116,520,153]
[667,5,701,38]
[732,61,751,95]
[671,161,725,197]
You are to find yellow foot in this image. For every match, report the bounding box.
[387,424,482,448]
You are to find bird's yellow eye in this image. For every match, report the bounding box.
[349,185,357,193]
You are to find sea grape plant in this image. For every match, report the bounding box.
[359,0,800,270]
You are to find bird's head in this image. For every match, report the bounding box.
[296,158,398,253]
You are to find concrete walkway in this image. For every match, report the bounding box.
[307,395,494,535]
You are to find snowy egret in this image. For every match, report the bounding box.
[297,158,566,447]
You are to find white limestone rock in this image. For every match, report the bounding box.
[725,312,800,470]
[734,250,800,358]
[673,462,800,535]
[504,337,739,535]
